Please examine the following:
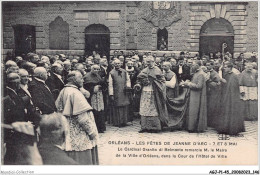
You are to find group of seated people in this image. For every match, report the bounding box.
[2,50,258,165]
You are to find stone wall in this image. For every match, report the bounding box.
[188,2,251,57]
[2,1,126,59]
[2,1,258,60]
[245,1,258,54]
[136,2,190,51]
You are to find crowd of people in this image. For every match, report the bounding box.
[2,49,258,165]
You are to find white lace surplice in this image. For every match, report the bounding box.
[240,87,258,101]
[139,84,158,116]
[63,111,99,151]
[91,90,104,111]
[56,85,98,151]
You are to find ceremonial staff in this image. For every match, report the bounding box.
[222,43,227,61]
[219,43,228,79]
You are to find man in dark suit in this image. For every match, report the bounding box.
[4,73,26,124]
[170,58,178,75]
[38,113,78,165]
[17,69,41,127]
[176,58,191,94]
[3,72,37,164]
[3,60,18,87]
[176,58,191,83]
[46,63,64,100]
[28,67,56,115]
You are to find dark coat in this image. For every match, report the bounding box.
[4,131,37,165]
[186,70,207,132]
[3,87,37,165]
[62,70,70,84]
[207,70,222,128]
[98,66,109,91]
[46,72,64,100]
[109,68,130,107]
[99,66,110,80]
[129,67,140,88]
[171,65,179,76]
[3,87,27,124]
[176,64,191,82]
[17,87,41,127]
[84,72,106,105]
[28,78,56,114]
[38,143,78,165]
[217,72,245,135]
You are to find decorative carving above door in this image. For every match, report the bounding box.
[141,1,182,29]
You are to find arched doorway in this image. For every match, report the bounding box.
[85,24,110,58]
[13,24,36,56]
[199,18,234,58]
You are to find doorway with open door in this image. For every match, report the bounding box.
[85,24,110,59]
[13,24,36,57]
[199,18,234,59]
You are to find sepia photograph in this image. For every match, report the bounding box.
[0,0,259,174]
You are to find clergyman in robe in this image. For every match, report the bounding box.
[239,63,258,121]
[162,61,178,99]
[135,56,168,133]
[217,62,245,135]
[181,63,207,133]
[108,59,131,127]
[84,64,106,133]
[56,71,99,165]
[205,62,222,128]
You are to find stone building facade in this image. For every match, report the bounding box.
[2,1,258,60]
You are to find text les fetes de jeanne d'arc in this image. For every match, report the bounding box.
[108,141,238,159]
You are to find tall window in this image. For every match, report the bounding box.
[157,28,168,51]
[49,16,69,50]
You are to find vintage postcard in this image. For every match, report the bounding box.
[1,0,259,174]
